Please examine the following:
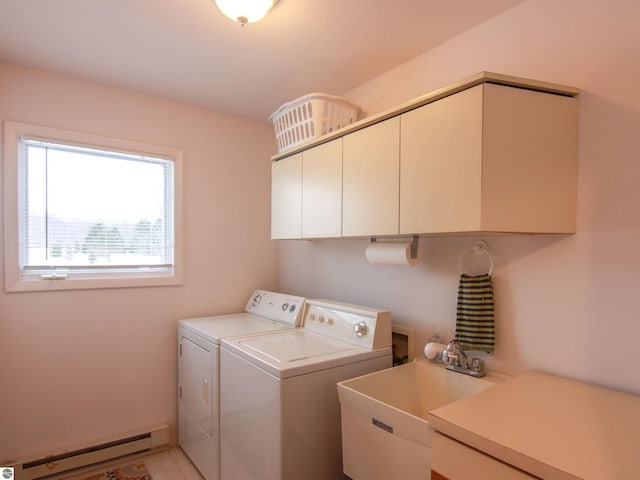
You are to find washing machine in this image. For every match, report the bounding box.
[219,298,392,480]
[177,290,306,480]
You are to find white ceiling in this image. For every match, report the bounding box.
[0,0,523,121]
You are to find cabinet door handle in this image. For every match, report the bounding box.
[202,379,208,404]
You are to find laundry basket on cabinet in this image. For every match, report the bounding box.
[269,93,361,153]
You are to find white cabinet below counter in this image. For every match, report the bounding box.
[431,432,537,480]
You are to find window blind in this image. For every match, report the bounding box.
[20,137,175,276]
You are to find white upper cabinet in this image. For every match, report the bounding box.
[270,73,578,239]
[271,153,302,239]
[302,139,343,238]
[480,84,578,233]
[400,83,578,234]
[342,117,400,237]
[400,86,483,234]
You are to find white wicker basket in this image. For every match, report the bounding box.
[269,93,362,153]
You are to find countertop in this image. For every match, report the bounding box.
[428,371,640,480]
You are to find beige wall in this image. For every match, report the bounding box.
[2,0,639,463]
[279,0,640,394]
[0,62,277,460]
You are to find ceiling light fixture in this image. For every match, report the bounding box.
[215,0,278,26]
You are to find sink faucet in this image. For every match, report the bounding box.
[442,340,485,378]
[442,340,469,368]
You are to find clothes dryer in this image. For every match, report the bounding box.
[178,290,305,480]
[220,299,392,480]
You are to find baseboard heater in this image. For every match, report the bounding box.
[10,424,170,480]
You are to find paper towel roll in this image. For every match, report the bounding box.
[365,241,418,266]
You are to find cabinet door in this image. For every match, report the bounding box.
[302,139,342,238]
[481,83,578,233]
[271,154,302,239]
[179,336,215,437]
[400,85,483,234]
[432,432,537,479]
[343,116,400,237]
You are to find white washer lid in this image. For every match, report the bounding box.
[240,330,353,363]
[223,329,392,378]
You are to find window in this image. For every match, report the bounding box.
[4,121,183,291]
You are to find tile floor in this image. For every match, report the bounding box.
[61,447,204,480]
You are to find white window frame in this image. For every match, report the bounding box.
[3,121,184,292]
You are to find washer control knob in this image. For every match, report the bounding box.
[310,313,316,321]
[319,315,325,323]
[252,293,263,307]
[327,318,334,326]
[353,321,368,338]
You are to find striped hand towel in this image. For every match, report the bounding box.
[455,273,495,353]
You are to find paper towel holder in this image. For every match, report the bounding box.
[369,235,419,260]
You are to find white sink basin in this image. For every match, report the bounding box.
[337,358,508,480]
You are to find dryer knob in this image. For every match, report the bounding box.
[353,321,368,338]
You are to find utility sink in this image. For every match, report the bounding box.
[337,358,508,480]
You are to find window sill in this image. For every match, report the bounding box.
[5,270,183,292]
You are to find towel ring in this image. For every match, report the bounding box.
[458,240,493,275]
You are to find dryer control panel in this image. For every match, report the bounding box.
[244,290,306,326]
[303,299,392,350]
